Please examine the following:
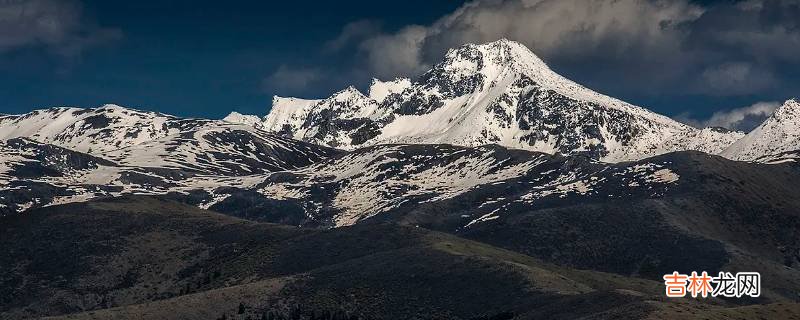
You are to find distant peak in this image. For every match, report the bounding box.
[489,38,514,45]
[96,104,139,113]
[224,111,245,117]
[270,96,321,113]
[96,104,143,114]
[272,95,303,103]
[223,111,262,127]
[331,86,367,100]
[479,38,529,52]
[453,38,521,52]
[431,39,555,86]
[91,104,175,118]
[454,39,545,65]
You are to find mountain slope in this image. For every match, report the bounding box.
[0,138,121,213]
[0,112,339,214]
[0,105,212,154]
[104,124,338,176]
[433,152,800,293]
[0,105,339,169]
[3,135,799,292]
[247,144,679,227]
[234,39,740,162]
[207,146,800,301]
[721,99,800,163]
[664,127,745,155]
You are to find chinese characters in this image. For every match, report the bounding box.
[663,271,760,298]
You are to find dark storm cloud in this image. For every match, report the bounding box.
[333,0,800,98]
[688,0,800,61]
[683,0,800,94]
[0,0,121,57]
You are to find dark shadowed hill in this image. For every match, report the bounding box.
[207,144,800,302]
[1,197,798,320]
[369,152,800,301]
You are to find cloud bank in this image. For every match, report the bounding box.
[329,0,800,97]
[676,101,781,132]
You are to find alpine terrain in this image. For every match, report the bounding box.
[1,39,800,320]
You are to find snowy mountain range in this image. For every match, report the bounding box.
[0,106,337,213]
[0,105,212,154]
[4,39,800,320]
[0,105,337,174]
[1,40,799,217]
[227,39,750,162]
[0,125,694,229]
[4,111,800,307]
[0,98,689,221]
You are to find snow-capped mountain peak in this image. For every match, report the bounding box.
[327,86,373,110]
[429,39,677,122]
[226,39,742,162]
[261,96,320,136]
[440,38,549,75]
[721,99,800,163]
[223,111,264,129]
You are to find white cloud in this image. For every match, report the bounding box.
[348,0,702,84]
[332,0,800,97]
[425,0,700,57]
[358,25,430,79]
[324,20,382,52]
[676,101,780,132]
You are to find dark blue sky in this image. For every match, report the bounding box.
[1,0,799,130]
[0,0,466,118]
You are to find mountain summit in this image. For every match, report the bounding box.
[721,99,800,163]
[234,39,739,162]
